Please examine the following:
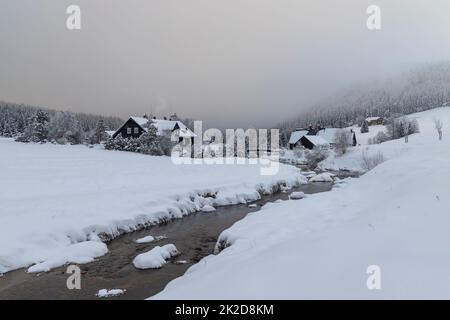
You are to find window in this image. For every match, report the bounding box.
[127,127,131,134]
[134,127,139,134]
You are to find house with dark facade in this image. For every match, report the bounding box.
[365,116,384,126]
[112,116,195,143]
[299,135,330,150]
[289,126,357,150]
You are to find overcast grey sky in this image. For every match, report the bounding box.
[1,0,450,127]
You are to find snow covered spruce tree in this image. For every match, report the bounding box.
[16,110,49,143]
[138,125,164,155]
[92,119,107,144]
[360,120,369,133]
[30,110,49,142]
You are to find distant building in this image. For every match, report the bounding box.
[365,116,384,126]
[112,116,195,143]
[289,127,357,150]
[288,129,309,149]
[299,135,330,150]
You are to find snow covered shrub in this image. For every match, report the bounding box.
[293,149,303,158]
[105,126,170,156]
[369,131,389,144]
[334,129,352,155]
[138,126,164,156]
[386,116,419,140]
[47,111,84,144]
[305,148,328,169]
[361,151,385,171]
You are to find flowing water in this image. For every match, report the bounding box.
[0,182,334,300]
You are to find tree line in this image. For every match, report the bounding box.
[0,101,123,144]
[277,62,450,146]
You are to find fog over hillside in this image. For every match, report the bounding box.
[278,61,450,145]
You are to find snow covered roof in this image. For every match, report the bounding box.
[112,117,195,138]
[302,135,330,147]
[317,128,341,144]
[289,130,308,144]
[317,128,355,145]
[366,116,382,122]
[130,116,150,127]
[123,117,195,137]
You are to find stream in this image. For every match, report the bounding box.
[0,182,334,300]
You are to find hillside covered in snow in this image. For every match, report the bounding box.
[153,107,450,299]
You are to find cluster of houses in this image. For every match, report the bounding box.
[288,125,356,150]
[108,114,384,154]
[288,116,384,150]
[289,126,357,150]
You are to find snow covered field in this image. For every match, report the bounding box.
[0,140,305,274]
[153,107,450,299]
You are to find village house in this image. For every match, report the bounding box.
[289,126,357,150]
[299,135,330,150]
[112,115,195,143]
[365,116,384,126]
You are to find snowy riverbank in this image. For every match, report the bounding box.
[152,107,450,299]
[0,139,306,274]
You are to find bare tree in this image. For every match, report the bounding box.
[334,129,350,155]
[434,118,443,140]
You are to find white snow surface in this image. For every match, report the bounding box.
[133,244,179,269]
[27,241,107,273]
[96,289,126,298]
[309,172,335,182]
[135,236,155,244]
[0,139,305,273]
[201,205,216,212]
[152,107,450,299]
[289,191,305,200]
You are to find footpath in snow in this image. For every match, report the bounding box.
[152,107,450,299]
[0,139,305,274]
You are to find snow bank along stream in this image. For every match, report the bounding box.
[0,181,335,299]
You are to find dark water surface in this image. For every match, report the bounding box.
[0,183,333,300]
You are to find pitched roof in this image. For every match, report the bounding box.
[317,128,355,145]
[301,135,330,146]
[289,130,308,144]
[366,116,382,122]
[114,117,195,138]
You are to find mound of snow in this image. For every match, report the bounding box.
[27,241,108,273]
[201,205,216,212]
[133,244,179,269]
[289,192,305,200]
[135,235,155,244]
[96,289,126,298]
[309,172,334,182]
